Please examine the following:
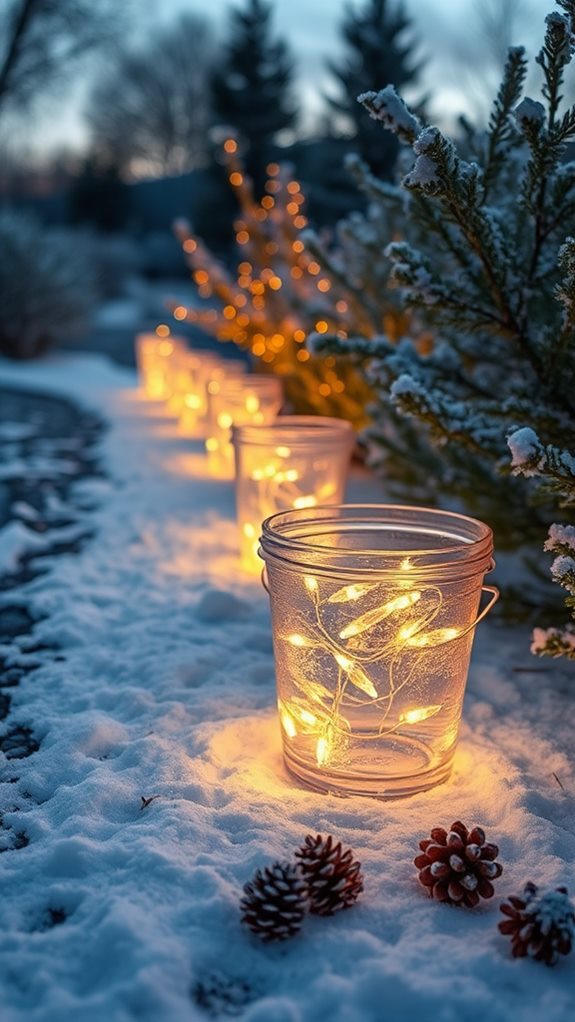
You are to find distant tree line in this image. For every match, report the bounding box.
[0,0,124,116]
[0,0,424,210]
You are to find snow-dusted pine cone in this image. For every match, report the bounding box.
[499,882,575,965]
[415,821,502,907]
[240,862,308,942]
[295,834,364,915]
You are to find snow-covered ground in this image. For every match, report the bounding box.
[0,354,573,1022]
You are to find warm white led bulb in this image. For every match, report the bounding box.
[334,654,378,698]
[287,633,314,648]
[406,627,461,648]
[339,590,422,640]
[280,708,297,738]
[399,705,442,725]
[316,735,328,766]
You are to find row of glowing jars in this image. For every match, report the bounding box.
[135,334,499,798]
[136,334,282,467]
[135,333,356,575]
[136,333,244,439]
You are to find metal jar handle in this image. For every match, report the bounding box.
[261,566,270,594]
[416,584,500,647]
[472,584,500,627]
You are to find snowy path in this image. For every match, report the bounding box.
[0,354,573,1022]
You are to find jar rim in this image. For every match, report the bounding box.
[136,333,187,350]
[176,350,221,367]
[259,504,494,581]
[232,415,354,446]
[214,374,283,392]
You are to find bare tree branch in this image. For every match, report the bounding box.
[0,0,127,117]
[87,14,215,177]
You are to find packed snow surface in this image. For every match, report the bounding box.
[0,354,574,1022]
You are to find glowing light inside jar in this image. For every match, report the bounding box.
[338,591,422,639]
[232,417,355,573]
[316,735,329,766]
[399,705,442,724]
[135,334,186,401]
[287,633,315,648]
[177,354,223,435]
[205,376,283,478]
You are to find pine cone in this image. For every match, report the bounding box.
[240,861,308,942]
[295,833,364,915]
[415,820,502,907]
[499,882,575,965]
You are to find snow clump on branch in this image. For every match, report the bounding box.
[507,427,545,475]
[358,85,422,143]
[513,98,546,126]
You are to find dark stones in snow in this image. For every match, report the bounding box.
[192,971,255,1017]
[0,386,103,854]
[195,588,252,624]
[0,725,39,760]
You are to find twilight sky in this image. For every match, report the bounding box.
[26,0,556,157]
[150,0,551,119]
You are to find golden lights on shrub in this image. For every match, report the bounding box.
[170,141,375,427]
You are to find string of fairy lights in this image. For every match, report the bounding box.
[278,568,467,768]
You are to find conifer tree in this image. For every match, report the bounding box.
[327,0,422,178]
[311,0,575,657]
[211,0,296,191]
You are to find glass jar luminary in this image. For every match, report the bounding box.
[135,334,186,400]
[172,351,221,433]
[206,374,283,478]
[259,505,498,799]
[203,361,247,448]
[233,416,355,573]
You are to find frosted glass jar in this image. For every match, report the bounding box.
[202,361,248,450]
[173,351,222,434]
[233,416,355,573]
[206,375,283,478]
[135,334,186,400]
[259,505,498,799]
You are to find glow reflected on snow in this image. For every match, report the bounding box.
[147,422,183,440]
[163,452,217,481]
[156,518,242,582]
[0,354,565,1022]
[209,714,292,798]
[205,715,510,807]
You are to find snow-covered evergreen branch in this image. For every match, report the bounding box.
[483,47,527,200]
[314,0,575,655]
[508,427,575,503]
[507,428,575,654]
